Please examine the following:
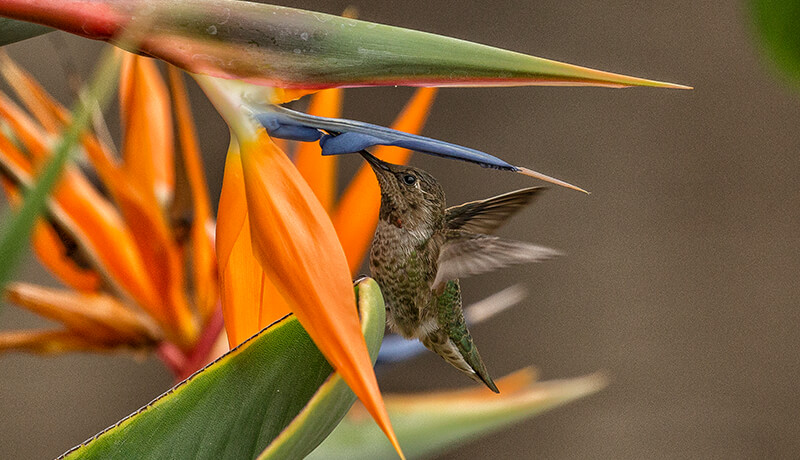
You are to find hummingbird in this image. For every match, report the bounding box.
[361,151,560,392]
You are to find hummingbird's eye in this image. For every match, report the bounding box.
[402,174,417,185]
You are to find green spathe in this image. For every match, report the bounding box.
[309,372,606,459]
[62,278,386,460]
[0,0,688,90]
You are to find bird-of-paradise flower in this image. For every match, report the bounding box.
[196,73,417,457]
[0,50,615,459]
[0,4,691,457]
[216,84,439,343]
[0,48,439,457]
[0,47,481,456]
[0,51,222,378]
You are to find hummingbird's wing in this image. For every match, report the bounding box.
[433,230,561,288]
[445,187,544,234]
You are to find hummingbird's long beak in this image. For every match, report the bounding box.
[359,150,392,174]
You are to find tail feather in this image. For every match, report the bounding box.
[422,328,499,393]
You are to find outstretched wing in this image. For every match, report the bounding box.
[433,230,560,288]
[445,187,544,234]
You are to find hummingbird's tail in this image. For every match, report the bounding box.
[422,328,499,393]
[424,279,499,393]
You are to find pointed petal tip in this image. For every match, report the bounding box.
[464,284,528,325]
[638,80,693,90]
[392,439,407,460]
[613,75,692,90]
[560,371,610,399]
[660,82,693,90]
[546,371,609,399]
[516,167,590,194]
[567,64,691,90]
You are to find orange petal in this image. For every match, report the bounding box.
[0,329,101,354]
[0,51,69,134]
[95,178,197,347]
[239,131,403,458]
[216,145,291,347]
[119,52,174,204]
[30,221,102,292]
[48,170,163,306]
[393,368,539,405]
[76,124,174,320]
[0,90,50,161]
[271,137,291,158]
[0,67,191,342]
[269,88,319,104]
[72,64,197,346]
[293,88,342,212]
[0,131,102,291]
[0,128,34,178]
[168,66,218,321]
[47,169,184,346]
[0,123,161,321]
[0,173,100,291]
[5,282,161,346]
[332,88,437,273]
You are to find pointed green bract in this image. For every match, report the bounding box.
[0,0,688,90]
[308,372,606,459]
[61,278,386,460]
[257,279,385,460]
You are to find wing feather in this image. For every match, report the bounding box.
[445,187,544,234]
[433,230,561,287]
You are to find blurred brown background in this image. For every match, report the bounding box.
[2,1,799,458]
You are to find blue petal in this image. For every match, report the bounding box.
[376,335,428,366]
[256,106,520,171]
[258,111,323,142]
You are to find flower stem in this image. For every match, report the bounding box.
[157,306,225,382]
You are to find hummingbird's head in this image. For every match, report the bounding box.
[360,151,446,232]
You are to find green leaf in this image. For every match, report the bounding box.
[0,1,689,90]
[308,370,606,459]
[0,18,52,46]
[257,278,384,460]
[751,0,800,86]
[61,278,386,460]
[0,48,120,289]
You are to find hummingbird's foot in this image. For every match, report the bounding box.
[352,274,369,286]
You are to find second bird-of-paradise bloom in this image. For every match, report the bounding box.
[0,50,220,365]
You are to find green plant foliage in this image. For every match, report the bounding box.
[0,49,120,290]
[61,278,386,460]
[752,0,800,86]
[0,18,51,46]
[0,1,687,90]
[308,372,606,459]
